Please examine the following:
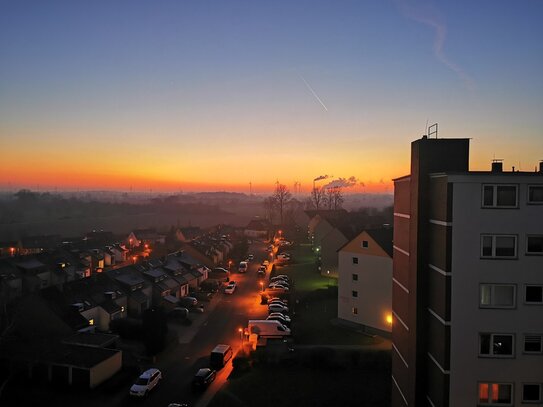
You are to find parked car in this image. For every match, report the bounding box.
[267,314,291,326]
[269,283,289,290]
[192,368,216,391]
[268,299,287,307]
[277,253,291,261]
[262,260,270,266]
[238,261,248,273]
[268,303,289,313]
[178,296,198,307]
[213,267,230,274]
[248,254,254,260]
[224,281,236,294]
[169,307,189,320]
[268,312,291,323]
[129,368,162,397]
[271,275,289,282]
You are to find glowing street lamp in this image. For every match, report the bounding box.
[132,256,137,264]
[386,313,393,326]
[238,327,243,349]
[259,281,264,292]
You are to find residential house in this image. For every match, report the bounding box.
[0,260,23,302]
[15,257,52,292]
[337,228,393,336]
[107,266,151,317]
[244,219,270,239]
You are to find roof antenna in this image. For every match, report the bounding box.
[428,123,438,138]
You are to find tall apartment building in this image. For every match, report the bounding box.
[391,137,543,407]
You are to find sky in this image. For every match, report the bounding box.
[1,0,542,194]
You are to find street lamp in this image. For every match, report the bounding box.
[259,281,264,292]
[238,327,243,350]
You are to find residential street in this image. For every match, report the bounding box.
[118,239,270,407]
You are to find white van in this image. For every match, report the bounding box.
[238,261,248,273]
[248,320,291,338]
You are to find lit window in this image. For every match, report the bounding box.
[121,306,125,312]
[482,185,518,208]
[526,235,543,255]
[479,333,514,357]
[352,257,358,264]
[352,273,358,282]
[528,185,543,204]
[481,235,517,258]
[523,384,542,403]
[480,284,516,308]
[88,318,95,326]
[352,290,358,298]
[352,307,358,315]
[524,334,542,354]
[361,240,369,248]
[525,285,543,304]
[478,382,513,405]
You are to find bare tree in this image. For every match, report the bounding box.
[331,186,344,209]
[263,196,276,224]
[324,187,335,210]
[273,183,291,225]
[311,186,326,210]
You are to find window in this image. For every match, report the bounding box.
[362,240,369,248]
[481,235,517,258]
[352,273,358,282]
[352,257,358,264]
[352,290,358,298]
[482,185,518,208]
[480,284,516,308]
[526,235,543,255]
[478,383,513,405]
[528,185,543,204]
[525,285,543,304]
[352,307,358,315]
[523,384,542,403]
[524,335,542,354]
[479,333,514,357]
[88,318,95,326]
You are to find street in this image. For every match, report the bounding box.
[121,239,270,407]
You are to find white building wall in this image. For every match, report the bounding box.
[338,250,392,333]
[449,175,543,407]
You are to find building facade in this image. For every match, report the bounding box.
[337,229,393,336]
[391,137,543,407]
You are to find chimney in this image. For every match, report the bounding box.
[491,160,503,173]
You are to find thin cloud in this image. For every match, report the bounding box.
[396,0,475,91]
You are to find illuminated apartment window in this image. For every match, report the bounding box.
[479,333,514,357]
[482,184,518,208]
[524,334,542,354]
[481,235,517,258]
[88,319,95,326]
[522,384,542,403]
[528,185,543,204]
[478,383,513,405]
[479,284,516,308]
[352,307,358,315]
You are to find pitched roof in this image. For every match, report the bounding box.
[366,228,393,257]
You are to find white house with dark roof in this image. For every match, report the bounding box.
[337,228,393,336]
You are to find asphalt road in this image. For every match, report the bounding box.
[120,240,270,407]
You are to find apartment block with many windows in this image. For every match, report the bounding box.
[391,136,543,407]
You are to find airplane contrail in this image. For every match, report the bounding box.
[299,75,328,112]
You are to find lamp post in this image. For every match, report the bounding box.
[259,281,264,292]
[238,327,243,351]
